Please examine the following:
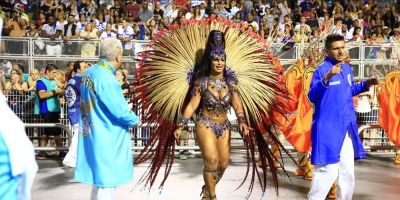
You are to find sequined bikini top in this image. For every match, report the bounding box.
[195,76,237,116]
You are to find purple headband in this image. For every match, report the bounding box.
[210,31,226,60]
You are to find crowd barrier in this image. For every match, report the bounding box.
[1,37,397,153]
[2,90,395,153]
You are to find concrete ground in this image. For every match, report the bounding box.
[32,152,400,200]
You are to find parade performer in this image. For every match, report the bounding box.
[0,90,37,200]
[307,34,378,200]
[376,71,400,164]
[63,61,89,168]
[74,38,139,200]
[133,16,290,199]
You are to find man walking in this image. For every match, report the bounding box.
[308,34,378,200]
[74,38,139,200]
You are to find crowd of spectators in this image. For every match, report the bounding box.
[1,0,400,89]
[1,0,400,50]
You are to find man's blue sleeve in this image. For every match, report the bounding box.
[308,69,328,104]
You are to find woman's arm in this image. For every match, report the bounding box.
[174,81,202,139]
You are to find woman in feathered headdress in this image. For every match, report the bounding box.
[133,16,289,199]
[173,30,251,199]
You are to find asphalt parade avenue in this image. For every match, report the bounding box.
[32,152,400,200]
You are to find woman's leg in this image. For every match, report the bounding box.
[216,130,231,185]
[196,125,219,199]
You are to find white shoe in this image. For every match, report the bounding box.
[62,159,76,168]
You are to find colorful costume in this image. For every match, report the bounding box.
[63,72,83,167]
[133,17,289,196]
[377,71,400,164]
[75,59,139,187]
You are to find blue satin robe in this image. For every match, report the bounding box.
[308,57,368,165]
[74,59,139,187]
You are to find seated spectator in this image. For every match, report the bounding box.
[125,0,140,20]
[232,11,243,23]
[294,16,311,34]
[214,2,229,19]
[281,29,295,51]
[110,0,124,16]
[56,11,67,30]
[80,0,97,20]
[99,23,117,39]
[264,7,275,29]
[342,24,353,41]
[277,0,290,24]
[294,25,309,43]
[192,6,202,21]
[80,22,98,57]
[309,28,320,42]
[102,8,111,23]
[5,68,28,113]
[41,0,57,15]
[306,12,319,30]
[332,17,343,35]
[4,9,25,54]
[117,20,135,55]
[24,21,39,37]
[66,2,79,20]
[54,70,66,89]
[343,11,353,29]
[116,69,129,96]
[27,69,40,92]
[40,15,63,56]
[243,13,259,32]
[37,10,47,28]
[76,14,86,31]
[353,27,364,42]
[138,1,153,22]
[153,1,164,18]
[165,2,179,23]
[229,0,240,18]
[63,14,80,55]
[91,13,106,31]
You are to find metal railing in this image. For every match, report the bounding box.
[25,123,72,151]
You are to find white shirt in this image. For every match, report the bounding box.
[99,31,117,39]
[41,23,62,37]
[118,26,135,49]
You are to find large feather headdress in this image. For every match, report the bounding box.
[132,16,290,197]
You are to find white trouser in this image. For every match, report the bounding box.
[62,124,79,167]
[45,44,62,56]
[308,134,355,200]
[90,186,116,200]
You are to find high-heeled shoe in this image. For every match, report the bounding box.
[200,185,209,200]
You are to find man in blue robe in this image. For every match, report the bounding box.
[74,38,139,200]
[307,34,378,200]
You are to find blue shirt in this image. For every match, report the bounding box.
[308,57,368,165]
[75,59,139,187]
[36,80,49,113]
